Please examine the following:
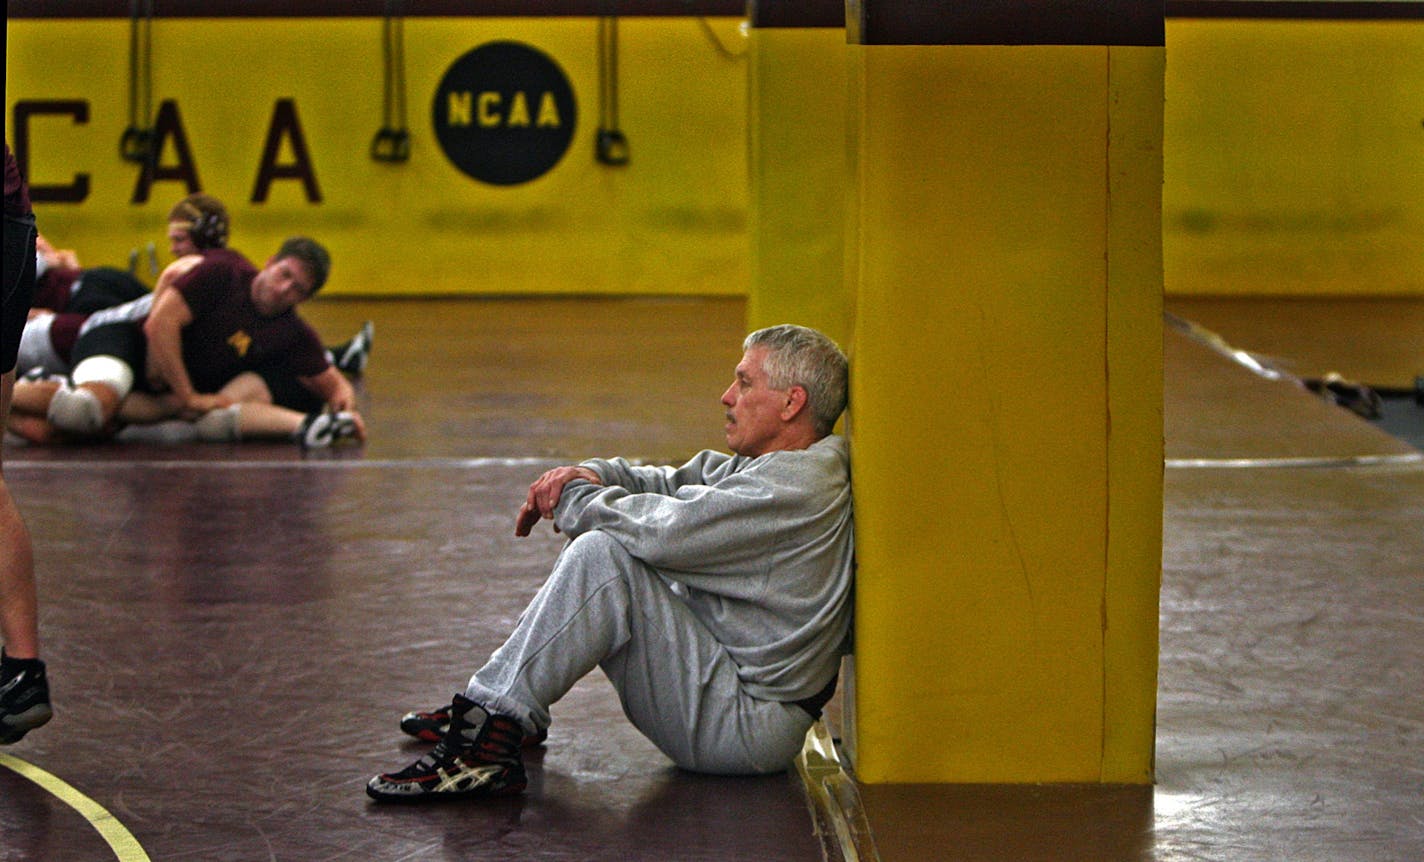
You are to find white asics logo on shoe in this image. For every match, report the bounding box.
[433,762,504,793]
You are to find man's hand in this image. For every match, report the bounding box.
[515,466,602,537]
[327,389,359,413]
[338,408,368,442]
[37,234,79,272]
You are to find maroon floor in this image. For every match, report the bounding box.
[3,296,1422,861]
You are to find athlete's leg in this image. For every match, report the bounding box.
[114,390,179,425]
[46,356,131,437]
[0,372,39,660]
[465,531,810,775]
[4,376,63,444]
[219,371,359,447]
[8,376,62,418]
[1,208,42,663]
[208,373,301,440]
[217,370,275,405]
[49,323,144,438]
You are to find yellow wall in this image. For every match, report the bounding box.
[6,17,751,296]
[746,27,850,347]
[7,16,1421,298]
[1164,19,1424,297]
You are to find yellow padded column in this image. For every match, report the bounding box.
[746,1,851,346]
[844,1,1163,784]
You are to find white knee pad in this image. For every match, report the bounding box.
[193,404,242,442]
[70,354,135,399]
[46,385,106,435]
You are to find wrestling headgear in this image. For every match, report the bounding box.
[166,193,230,250]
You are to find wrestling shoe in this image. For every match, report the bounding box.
[0,655,53,745]
[401,702,547,747]
[399,703,452,743]
[334,321,374,377]
[296,409,360,450]
[367,694,527,803]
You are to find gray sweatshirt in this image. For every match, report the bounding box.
[554,435,854,703]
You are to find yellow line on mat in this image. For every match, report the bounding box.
[0,752,152,862]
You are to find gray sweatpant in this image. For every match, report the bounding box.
[466,531,813,775]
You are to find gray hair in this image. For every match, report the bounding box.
[743,324,848,436]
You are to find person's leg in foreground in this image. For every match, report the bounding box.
[0,376,52,744]
[1,200,53,744]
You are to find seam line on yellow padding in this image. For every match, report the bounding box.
[794,720,882,862]
[0,752,153,862]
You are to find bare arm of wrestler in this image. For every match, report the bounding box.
[150,254,202,303]
[101,258,207,425]
[301,365,359,412]
[142,288,232,419]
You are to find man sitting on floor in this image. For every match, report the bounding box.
[366,323,853,802]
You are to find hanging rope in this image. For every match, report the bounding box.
[596,16,630,166]
[120,0,154,165]
[371,0,410,163]
[697,16,748,60]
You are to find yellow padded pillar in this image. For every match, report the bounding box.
[844,1,1164,784]
[746,1,852,347]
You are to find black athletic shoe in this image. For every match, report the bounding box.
[296,409,360,450]
[367,694,527,803]
[0,657,53,745]
[399,704,450,743]
[401,703,547,747]
[334,321,374,377]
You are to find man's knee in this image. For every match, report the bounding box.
[561,531,635,569]
[218,371,272,405]
[48,355,132,435]
[548,532,649,598]
[71,355,134,398]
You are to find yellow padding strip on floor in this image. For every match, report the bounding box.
[795,721,881,862]
[0,752,152,862]
[1167,453,1423,470]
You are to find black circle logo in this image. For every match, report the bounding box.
[432,42,577,186]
